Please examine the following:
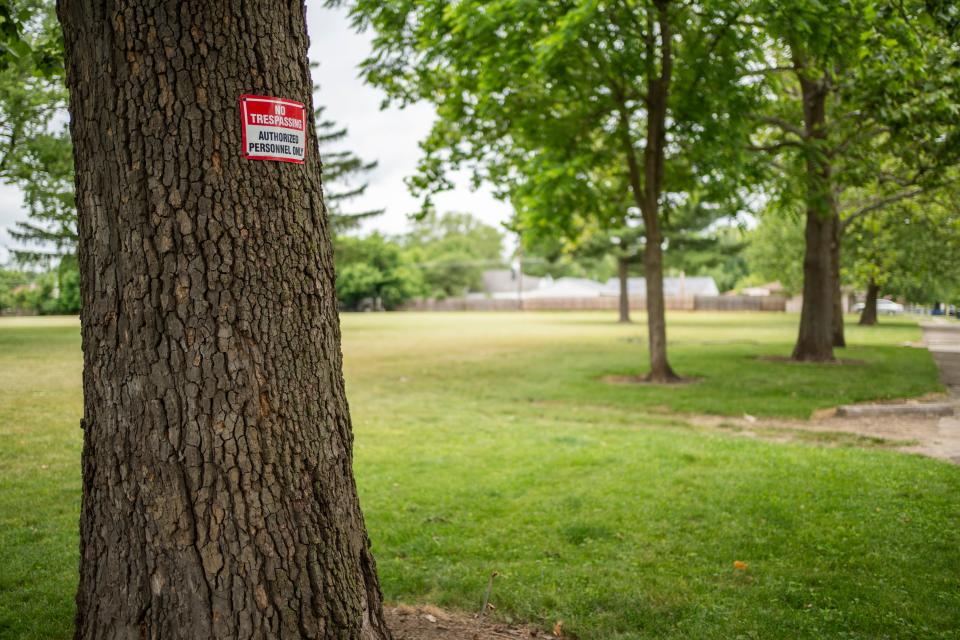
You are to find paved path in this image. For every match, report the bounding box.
[921,322,960,394]
[920,322,960,464]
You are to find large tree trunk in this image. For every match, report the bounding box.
[859,279,880,325]
[792,72,836,362]
[831,220,845,347]
[59,2,391,638]
[617,255,631,323]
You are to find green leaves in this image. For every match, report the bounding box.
[0,0,61,77]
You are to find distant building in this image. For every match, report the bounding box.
[741,282,784,297]
[480,269,542,295]
[521,277,606,299]
[600,275,719,298]
[477,270,719,300]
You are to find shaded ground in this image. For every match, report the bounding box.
[386,606,546,640]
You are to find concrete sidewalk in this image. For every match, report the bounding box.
[920,322,960,463]
[921,322,960,394]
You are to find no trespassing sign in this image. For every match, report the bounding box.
[240,94,307,164]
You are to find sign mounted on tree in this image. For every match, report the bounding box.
[240,94,307,164]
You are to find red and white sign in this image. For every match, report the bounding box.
[240,94,307,164]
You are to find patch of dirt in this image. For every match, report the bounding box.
[756,355,867,366]
[602,374,702,386]
[386,605,549,640]
[688,410,960,463]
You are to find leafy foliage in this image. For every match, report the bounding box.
[335,0,768,376]
[743,213,805,295]
[845,184,960,304]
[333,212,505,308]
[335,233,423,310]
[0,262,79,314]
[1,0,72,264]
[403,211,504,298]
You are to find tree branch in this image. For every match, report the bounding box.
[750,114,805,139]
[840,187,927,230]
[746,140,803,153]
[739,66,794,78]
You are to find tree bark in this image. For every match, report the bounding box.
[59,2,391,638]
[831,219,845,347]
[617,255,631,323]
[859,279,879,325]
[792,71,836,362]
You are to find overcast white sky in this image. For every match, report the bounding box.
[0,5,513,263]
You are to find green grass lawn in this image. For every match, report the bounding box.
[2,312,959,639]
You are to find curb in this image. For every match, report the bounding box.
[836,402,956,418]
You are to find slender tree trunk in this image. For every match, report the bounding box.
[643,231,675,380]
[792,72,836,362]
[831,219,845,347]
[617,255,631,323]
[859,279,880,325]
[60,2,390,638]
[616,0,678,382]
[642,0,678,381]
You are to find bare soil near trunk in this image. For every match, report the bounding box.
[386,606,548,640]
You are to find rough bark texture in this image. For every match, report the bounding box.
[617,255,631,323]
[859,280,879,325]
[59,1,390,638]
[792,72,836,362]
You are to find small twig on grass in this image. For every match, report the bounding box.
[478,571,499,618]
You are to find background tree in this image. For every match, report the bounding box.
[403,211,504,299]
[335,232,423,309]
[511,166,640,323]
[518,231,617,284]
[749,0,960,359]
[59,1,390,637]
[314,102,384,234]
[664,223,748,294]
[338,0,760,381]
[309,62,384,234]
[742,213,805,295]
[7,129,75,263]
[0,0,72,261]
[846,186,960,324]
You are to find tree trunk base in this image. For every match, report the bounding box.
[859,281,879,326]
[833,329,846,348]
[790,345,838,363]
[644,365,682,384]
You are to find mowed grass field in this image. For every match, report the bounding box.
[2,312,959,639]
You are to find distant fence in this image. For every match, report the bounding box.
[693,295,787,312]
[399,295,787,312]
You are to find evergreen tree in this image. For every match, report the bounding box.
[312,66,383,233]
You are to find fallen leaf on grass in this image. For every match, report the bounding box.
[552,620,563,637]
[733,560,748,570]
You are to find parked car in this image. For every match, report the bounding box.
[853,299,905,314]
